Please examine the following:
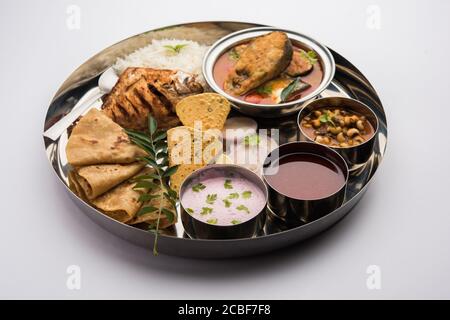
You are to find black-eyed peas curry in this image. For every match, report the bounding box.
[300,108,375,148]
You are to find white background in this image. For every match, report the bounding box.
[1,0,449,299]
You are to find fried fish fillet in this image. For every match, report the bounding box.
[102,68,204,130]
[285,49,314,77]
[224,31,293,96]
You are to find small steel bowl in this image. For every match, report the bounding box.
[298,97,379,169]
[203,27,335,118]
[262,142,348,224]
[180,164,268,240]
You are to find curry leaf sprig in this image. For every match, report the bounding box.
[256,84,272,96]
[125,115,178,256]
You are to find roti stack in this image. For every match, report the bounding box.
[66,108,176,227]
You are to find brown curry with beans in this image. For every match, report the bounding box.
[300,108,375,148]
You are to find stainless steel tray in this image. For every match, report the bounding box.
[43,21,387,258]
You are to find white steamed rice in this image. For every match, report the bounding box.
[113,39,210,85]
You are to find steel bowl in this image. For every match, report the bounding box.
[180,164,268,240]
[298,97,379,169]
[203,27,335,118]
[263,142,349,224]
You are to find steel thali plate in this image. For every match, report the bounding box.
[43,21,387,258]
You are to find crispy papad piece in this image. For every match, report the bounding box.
[167,126,222,165]
[73,162,145,200]
[66,109,146,166]
[176,93,230,130]
[167,126,222,192]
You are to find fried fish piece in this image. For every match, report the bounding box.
[285,49,314,77]
[102,68,204,130]
[224,31,293,96]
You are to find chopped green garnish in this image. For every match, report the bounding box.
[223,199,232,208]
[186,208,194,215]
[192,183,206,192]
[229,48,240,61]
[300,50,318,65]
[256,85,272,96]
[227,192,239,199]
[236,205,250,214]
[319,112,336,127]
[200,207,213,215]
[206,194,217,205]
[224,179,233,189]
[163,44,188,54]
[243,134,261,146]
[242,191,252,199]
[231,219,241,225]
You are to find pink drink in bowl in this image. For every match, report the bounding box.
[180,165,268,239]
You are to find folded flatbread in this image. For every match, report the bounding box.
[90,177,143,224]
[72,162,145,200]
[68,170,87,200]
[127,187,176,228]
[66,108,146,166]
